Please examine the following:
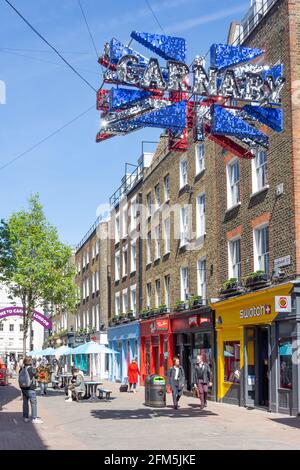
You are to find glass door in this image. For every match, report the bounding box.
[244,327,255,407]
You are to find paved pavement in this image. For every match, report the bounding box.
[1,379,300,450]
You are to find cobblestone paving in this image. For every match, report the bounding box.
[1,379,300,450]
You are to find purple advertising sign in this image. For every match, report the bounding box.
[0,306,52,329]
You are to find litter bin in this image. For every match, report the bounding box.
[144,374,166,407]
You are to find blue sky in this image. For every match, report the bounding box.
[0,0,249,246]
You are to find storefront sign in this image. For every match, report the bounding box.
[274,255,291,268]
[200,317,211,325]
[240,304,271,319]
[97,31,284,156]
[189,316,198,327]
[0,306,52,329]
[275,296,291,313]
[156,318,169,330]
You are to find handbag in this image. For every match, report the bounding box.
[119,383,128,392]
[192,385,200,398]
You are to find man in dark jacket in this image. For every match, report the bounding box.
[167,357,185,409]
[19,357,43,424]
[193,354,211,409]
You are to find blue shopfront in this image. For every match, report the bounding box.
[108,321,140,383]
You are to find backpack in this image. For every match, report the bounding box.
[18,367,32,389]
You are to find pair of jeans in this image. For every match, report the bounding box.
[22,389,37,420]
[39,382,47,395]
[198,382,208,407]
[172,381,182,408]
[129,383,137,391]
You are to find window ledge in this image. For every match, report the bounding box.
[226,202,241,212]
[250,185,269,198]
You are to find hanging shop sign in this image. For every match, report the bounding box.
[275,296,291,313]
[96,31,285,156]
[0,306,52,329]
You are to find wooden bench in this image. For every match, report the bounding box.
[98,388,112,401]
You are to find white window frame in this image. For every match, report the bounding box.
[146,283,152,309]
[228,237,241,280]
[154,224,161,260]
[122,289,128,314]
[196,193,206,238]
[180,266,189,301]
[130,240,137,273]
[195,143,205,175]
[122,245,128,277]
[130,196,138,232]
[164,174,170,202]
[115,293,121,316]
[163,217,170,254]
[252,150,268,194]
[115,215,120,243]
[121,204,128,238]
[180,206,189,247]
[147,192,152,218]
[130,285,137,315]
[147,232,152,264]
[155,279,161,307]
[115,250,120,281]
[164,275,170,310]
[180,157,188,188]
[197,258,206,302]
[253,224,269,273]
[226,158,240,208]
[154,184,160,211]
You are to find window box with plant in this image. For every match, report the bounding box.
[220,278,241,296]
[188,295,202,309]
[174,300,186,312]
[158,304,167,314]
[243,270,269,289]
[140,308,150,319]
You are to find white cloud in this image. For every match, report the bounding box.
[164,4,249,34]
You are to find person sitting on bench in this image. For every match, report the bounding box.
[65,367,85,402]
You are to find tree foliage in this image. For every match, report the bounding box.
[0,194,77,353]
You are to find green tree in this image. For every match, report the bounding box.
[0,194,77,354]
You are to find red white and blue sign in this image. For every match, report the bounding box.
[96,31,285,158]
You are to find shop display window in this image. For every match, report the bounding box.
[193,332,212,368]
[279,338,293,389]
[224,341,240,383]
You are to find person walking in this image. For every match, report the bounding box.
[193,354,212,409]
[18,357,43,424]
[167,357,185,410]
[127,358,140,393]
[37,360,51,395]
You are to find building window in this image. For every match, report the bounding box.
[122,245,128,277]
[164,275,170,310]
[154,225,161,260]
[180,206,189,247]
[147,192,152,218]
[180,266,189,301]
[146,283,152,308]
[130,285,137,315]
[196,193,206,238]
[155,279,161,307]
[227,159,240,208]
[122,289,128,314]
[224,341,240,383]
[121,205,128,238]
[254,225,269,273]
[228,238,241,280]
[115,215,120,243]
[154,184,160,211]
[96,304,100,331]
[279,338,293,389]
[86,278,89,298]
[0,323,3,331]
[130,196,138,232]
[92,272,96,293]
[130,240,137,273]
[92,306,95,329]
[197,259,206,302]
[195,143,205,175]
[115,293,121,316]
[164,174,170,201]
[180,157,188,188]
[163,217,170,254]
[115,251,120,281]
[96,271,99,292]
[92,243,96,260]
[19,324,24,332]
[252,150,268,193]
[147,232,152,264]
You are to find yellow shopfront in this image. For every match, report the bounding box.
[211,283,293,410]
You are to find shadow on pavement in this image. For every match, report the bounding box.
[90,407,218,420]
[0,384,21,409]
[270,417,300,429]
[0,412,48,450]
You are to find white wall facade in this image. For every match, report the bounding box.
[0,285,44,359]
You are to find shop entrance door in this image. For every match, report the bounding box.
[183,345,192,390]
[244,326,269,408]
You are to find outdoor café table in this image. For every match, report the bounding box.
[84,381,103,401]
[60,374,73,388]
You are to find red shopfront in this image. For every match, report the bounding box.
[140,316,173,385]
[170,307,216,399]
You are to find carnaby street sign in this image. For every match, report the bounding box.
[0,306,52,329]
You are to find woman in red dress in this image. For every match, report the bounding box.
[127,358,140,393]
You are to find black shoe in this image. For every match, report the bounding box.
[174,404,178,410]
